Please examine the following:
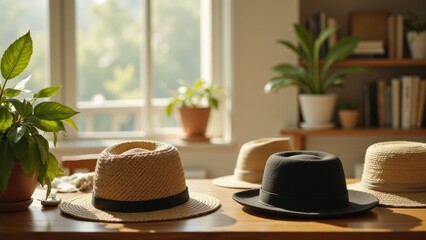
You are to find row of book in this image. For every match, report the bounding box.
[306,11,409,59]
[362,76,426,129]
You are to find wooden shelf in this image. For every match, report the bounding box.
[327,59,426,67]
[281,128,426,150]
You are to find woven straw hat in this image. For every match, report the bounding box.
[212,137,293,189]
[59,141,220,222]
[348,141,426,207]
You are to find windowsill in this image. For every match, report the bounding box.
[52,137,236,152]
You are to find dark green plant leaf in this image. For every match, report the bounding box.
[1,31,33,80]
[34,101,79,120]
[294,24,313,60]
[6,99,33,118]
[0,107,13,132]
[265,76,311,94]
[277,39,303,57]
[17,136,40,176]
[30,117,65,132]
[0,140,14,192]
[34,86,61,98]
[34,134,49,166]
[43,153,64,198]
[10,135,29,160]
[7,125,27,144]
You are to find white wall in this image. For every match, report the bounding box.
[53,0,425,178]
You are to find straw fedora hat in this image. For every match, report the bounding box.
[212,137,293,189]
[348,141,426,207]
[233,151,378,218]
[59,141,220,222]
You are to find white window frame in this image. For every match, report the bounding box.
[48,0,231,142]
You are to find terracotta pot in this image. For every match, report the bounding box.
[0,161,38,212]
[179,107,211,141]
[339,110,359,129]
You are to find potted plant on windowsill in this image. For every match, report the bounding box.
[0,31,79,211]
[166,79,221,142]
[405,12,426,59]
[264,24,367,129]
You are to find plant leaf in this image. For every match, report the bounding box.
[43,153,64,198]
[277,39,303,57]
[322,66,369,91]
[294,24,313,60]
[265,76,311,94]
[6,99,33,118]
[30,117,65,132]
[1,31,33,80]
[34,134,49,166]
[34,101,79,120]
[34,86,61,99]
[9,134,29,160]
[63,118,78,131]
[14,75,31,90]
[0,140,15,192]
[3,88,22,98]
[322,36,358,75]
[0,107,13,132]
[17,136,40,176]
[7,125,28,144]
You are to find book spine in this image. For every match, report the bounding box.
[401,76,412,129]
[377,79,387,128]
[391,78,401,129]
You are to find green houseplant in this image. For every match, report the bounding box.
[0,31,79,202]
[264,23,367,128]
[404,12,426,59]
[166,79,221,141]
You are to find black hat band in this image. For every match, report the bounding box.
[92,187,190,213]
[259,188,349,211]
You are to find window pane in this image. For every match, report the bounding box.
[0,0,49,93]
[76,0,143,133]
[151,0,201,130]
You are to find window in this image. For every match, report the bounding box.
[46,0,227,140]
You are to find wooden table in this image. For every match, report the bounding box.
[1,179,426,240]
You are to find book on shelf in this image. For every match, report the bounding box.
[350,11,389,42]
[306,12,339,58]
[387,14,404,59]
[362,76,425,129]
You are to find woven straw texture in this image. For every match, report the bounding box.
[94,141,186,201]
[59,140,220,222]
[212,137,293,189]
[59,192,220,223]
[348,141,426,207]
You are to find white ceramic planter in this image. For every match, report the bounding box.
[298,94,337,128]
[407,31,426,59]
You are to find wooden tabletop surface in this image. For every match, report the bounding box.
[1,179,426,240]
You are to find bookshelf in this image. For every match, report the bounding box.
[281,0,426,149]
[281,128,426,150]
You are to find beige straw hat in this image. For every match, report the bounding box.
[59,141,220,222]
[348,141,426,207]
[212,137,293,189]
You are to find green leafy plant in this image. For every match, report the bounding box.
[165,79,221,117]
[404,12,426,33]
[338,101,359,110]
[0,31,79,198]
[264,23,368,94]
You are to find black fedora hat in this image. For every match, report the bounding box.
[233,151,378,219]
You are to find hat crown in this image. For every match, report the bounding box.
[260,151,348,211]
[94,141,187,202]
[234,137,292,183]
[361,141,426,190]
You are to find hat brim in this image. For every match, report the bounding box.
[232,189,378,219]
[212,175,261,189]
[348,182,426,207]
[59,192,220,223]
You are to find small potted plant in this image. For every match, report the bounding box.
[404,12,426,59]
[338,101,360,129]
[0,31,79,211]
[166,79,221,141]
[264,24,367,129]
